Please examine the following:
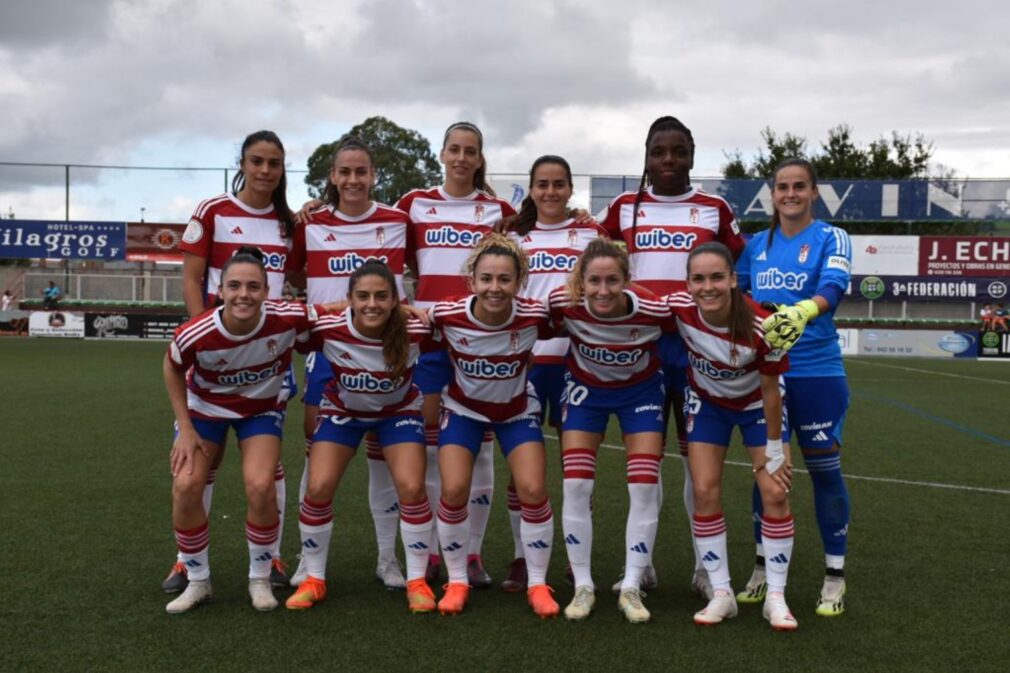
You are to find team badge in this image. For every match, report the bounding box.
[798,244,810,264]
[630,328,640,342]
[729,348,740,367]
[375,226,385,245]
[568,229,579,246]
[474,204,485,223]
[689,207,700,224]
[509,330,520,352]
[267,339,278,358]
[182,219,203,244]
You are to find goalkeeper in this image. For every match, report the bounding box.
[734,159,852,618]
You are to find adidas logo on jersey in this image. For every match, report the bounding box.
[637,209,647,218]
[456,337,470,347]
[214,358,229,367]
[230,226,244,235]
[811,430,830,442]
[426,207,438,215]
[756,250,767,261]
[324,233,337,242]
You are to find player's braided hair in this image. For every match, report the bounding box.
[766,158,818,251]
[231,130,295,238]
[512,155,573,237]
[323,135,375,210]
[567,237,629,304]
[630,116,695,245]
[442,121,496,197]
[464,232,529,291]
[687,242,754,351]
[348,260,409,379]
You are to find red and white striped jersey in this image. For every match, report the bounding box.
[430,295,554,423]
[510,218,608,364]
[665,292,788,411]
[300,308,432,418]
[396,187,516,308]
[597,187,743,295]
[289,202,411,304]
[548,285,670,388]
[179,193,292,307]
[168,301,320,419]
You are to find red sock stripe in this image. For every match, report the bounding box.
[274,462,285,480]
[761,514,795,539]
[692,512,727,537]
[506,483,521,511]
[482,431,494,443]
[175,523,209,554]
[626,453,661,483]
[437,499,468,524]
[205,469,217,486]
[365,440,384,461]
[677,435,688,456]
[562,449,597,480]
[246,520,280,546]
[425,427,440,446]
[399,498,433,524]
[299,497,334,526]
[520,498,553,524]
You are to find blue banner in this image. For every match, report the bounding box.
[0,220,126,260]
[847,275,1009,302]
[590,177,1010,221]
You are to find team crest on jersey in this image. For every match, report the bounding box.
[630,328,640,342]
[182,219,203,244]
[267,339,278,358]
[568,229,579,246]
[729,348,740,367]
[375,226,385,245]
[689,207,700,224]
[509,330,520,352]
[474,204,486,223]
[798,244,810,264]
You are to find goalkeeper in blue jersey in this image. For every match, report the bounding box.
[735,158,851,617]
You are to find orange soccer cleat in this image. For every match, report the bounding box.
[285,577,327,610]
[437,582,470,615]
[527,584,560,619]
[406,579,437,614]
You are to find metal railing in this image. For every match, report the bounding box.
[22,271,182,303]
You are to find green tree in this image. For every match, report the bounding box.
[305,116,442,203]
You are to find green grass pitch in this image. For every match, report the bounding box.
[1,339,1007,672]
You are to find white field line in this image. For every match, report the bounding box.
[847,359,1010,385]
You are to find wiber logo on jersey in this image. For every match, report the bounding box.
[577,343,644,365]
[528,250,578,272]
[688,351,748,381]
[260,251,287,272]
[327,252,390,275]
[756,267,808,291]
[423,227,484,247]
[217,360,285,386]
[634,229,698,251]
[457,357,521,379]
[339,371,404,393]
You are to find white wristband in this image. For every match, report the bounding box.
[765,438,785,475]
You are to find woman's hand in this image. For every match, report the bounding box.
[170,425,210,477]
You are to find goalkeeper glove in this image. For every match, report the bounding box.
[760,299,819,350]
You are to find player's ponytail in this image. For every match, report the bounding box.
[766,158,818,251]
[464,232,529,291]
[567,237,629,304]
[512,155,574,237]
[348,261,409,379]
[687,242,754,350]
[231,130,295,238]
[323,135,375,210]
[443,121,496,196]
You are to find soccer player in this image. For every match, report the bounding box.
[596,116,745,598]
[736,158,852,617]
[287,135,415,590]
[501,154,607,591]
[163,247,320,614]
[547,238,669,623]
[429,233,559,618]
[163,130,297,594]
[667,242,797,631]
[285,261,439,613]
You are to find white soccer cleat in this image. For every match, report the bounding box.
[248,577,278,611]
[815,576,846,617]
[289,554,309,588]
[691,568,714,601]
[736,566,768,604]
[610,564,658,594]
[764,591,799,631]
[375,556,407,590]
[564,585,596,621]
[693,589,738,625]
[165,579,212,614]
[617,589,651,624]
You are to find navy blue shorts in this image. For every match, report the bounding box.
[414,350,452,395]
[528,363,566,427]
[561,371,666,436]
[438,408,543,457]
[184,409,286,445]
[302,351,334,407]
[313,412,425,449]
[784,376,848,449]
[684,388,788,448]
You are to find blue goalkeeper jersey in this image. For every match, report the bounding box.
[736,220,851,378]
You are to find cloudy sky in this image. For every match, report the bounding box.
[2,0,1009,221]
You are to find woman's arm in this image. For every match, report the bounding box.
[756,373,791,491]
[182,252,209,318]
[163,354,206,476]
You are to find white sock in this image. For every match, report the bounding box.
[424,430,441,559]
[399,498,434,582]
[521,499,554,587]
[437,499,469,584]
[272,462,286,559]
[175,523,210,581]
[562,448,596,588]
[826,554,845,572]
[246,519,280,580]
[366,439,399,561]
[622,454,661,591]
[298,498,334,581]
[467,434,494,556]
[202,469,217,516]
[298,438,311,505]
[681,455,703,571]
[507,483,524,559]
[762,515,795,594]
[693,512,730,592]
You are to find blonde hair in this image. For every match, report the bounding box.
[463,232,529,290]
[566,237,629,303]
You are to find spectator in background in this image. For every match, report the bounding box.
[994,304,1009,332]
[41,282,61,310]
[1,290,13,312]
[980,303,993,330]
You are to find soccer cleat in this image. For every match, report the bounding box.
[269,558,289,588]
[406,578,437,614]
[610,564,658,594]
[691,568,714,601]
[564,585,596,621]
[467,556,492,589]
[161,561,189,594]
[425,555,444,586]
[249,577,278,611]
[764,591,799,631]
[285,577,327,610]
[289,554,308,588]
[500,558,528,593]
[527,584,560,619]
[815,576,846,617]
[736,566,768,604]
[438,582,470,615]
[375,556,407,590]
[617,589,651,624]
[693,589,738,625]
[165,578,212,614]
